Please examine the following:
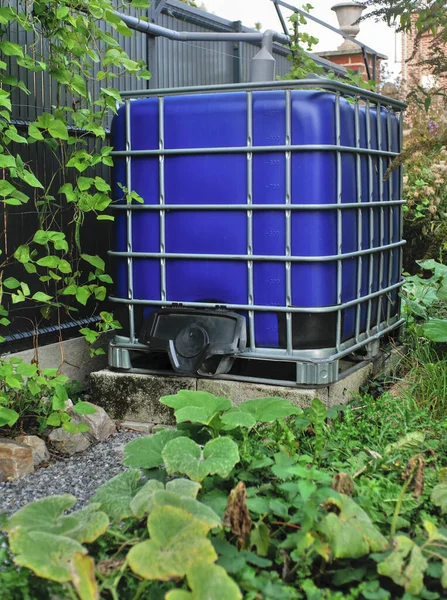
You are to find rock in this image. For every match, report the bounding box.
[119,421,154,434]
[48,429,91,455]
[15,435,50,467]
[69,402,116,443]
[0,468,5,483]
[0,438,34,480]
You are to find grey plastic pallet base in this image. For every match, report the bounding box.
[107,335,385,386]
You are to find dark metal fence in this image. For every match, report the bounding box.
[0,0,342,350]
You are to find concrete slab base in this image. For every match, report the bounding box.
[89,346,402,425]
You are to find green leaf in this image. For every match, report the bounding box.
[319,494,389,559]
[0,41,23,57]
[160,390,231,426]
[127,506,217,580]
[21,170,44,188]
[130,479,165,519]
[32,291,53,302]
[15,362,37,377]
[3,277,21,289]
[250,522,270,557]
[72,402,97,415]
[167,563,241,600]
[90,469,141,522]
[75,287,90,306]
[14,245,30,263]
[48,119,69,141]
[81,253,105,271]
[0,155,16,168]
[37,255,60,268]
[239,397,302,423]
[77,177,93,192]
[377,536,427,595]
[385,431,425,454]
[46,412,61,427]
[0,180,15,197]
[0,405,20,427]
[27,122,43,140]
[70,553,99,600]
[162,437,239,482]
[166,479,201,499]
[12,531,86,582]
[151,491,221,529]
[124,429,185,469]
[220,408,257,430]
[422,319,447,342]
[431,483,447,513]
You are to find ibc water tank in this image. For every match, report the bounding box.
[108,78,405,385]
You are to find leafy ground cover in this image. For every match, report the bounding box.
[2,388,447,600]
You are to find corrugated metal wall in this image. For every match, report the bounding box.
[2,0,297,348]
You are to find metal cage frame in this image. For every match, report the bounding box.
[108,76,406,385]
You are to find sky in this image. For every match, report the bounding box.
[201,0,402,78]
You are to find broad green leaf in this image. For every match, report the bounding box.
[377,536,427,595]
[5,496,109,549]
[319,495,389,559]
[127,506,216,580]
[422,319,447,342]
[12,531,86,582]
[15,362,37,377]
[76,286,90,306]
[166,479,201,499]
[72,402,97,415]
[70,554,99,600]
[13,245,30,263]
[0,154,16,168]
[81,253,105,271]
[160,390,231,425]
[28,122,44,140]
[431,483,447,513]
[0,180,15,197]
[37,255,60,268]
[3,277,21,289]
[48,119,69,141]
[0,41,23,57]
[162,437,240,482]
[0,405,19,427]
[124,429,185,469]
[21,170,44,189]
[166,592,191,600]
[385,431,425,454]
[239,397,302,423]
[184,563,242,600]
[90,469,141,522]
[130,480,164,518]
[250,522,270,557]
[220,408,257,430]
[32,291,52,302]
[151,491,221,529]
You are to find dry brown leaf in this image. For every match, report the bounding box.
[332,473,355,497]
[223,481,252,548]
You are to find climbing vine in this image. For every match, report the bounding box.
[0,0,149,429]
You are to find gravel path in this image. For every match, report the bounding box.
[0,430,144,516]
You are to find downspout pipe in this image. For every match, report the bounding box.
[115,12,287,81]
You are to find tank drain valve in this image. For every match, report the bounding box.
[139,308,247,376]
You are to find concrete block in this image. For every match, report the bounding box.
[197,378,328,408]
[89,370,196,425]
[6,335,110,386]
[327,362,373,406]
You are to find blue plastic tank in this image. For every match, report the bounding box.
[110,85,403,365]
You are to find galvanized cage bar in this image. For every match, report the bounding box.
[335,92,343,353]
[159,97,167,303]
[354,97,363,343]
[125,100,136,343]
[246,92,255,350]
[285,89,293,354]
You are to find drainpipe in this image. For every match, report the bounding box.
[115,12,288,82]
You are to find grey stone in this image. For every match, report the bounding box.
[69,402,116,443]
[197,379,328,408]
[119,421,154,433]
[48,429,91,455]
[15,435,50,466]
[0,439,34,480]
[89,371,196,425]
